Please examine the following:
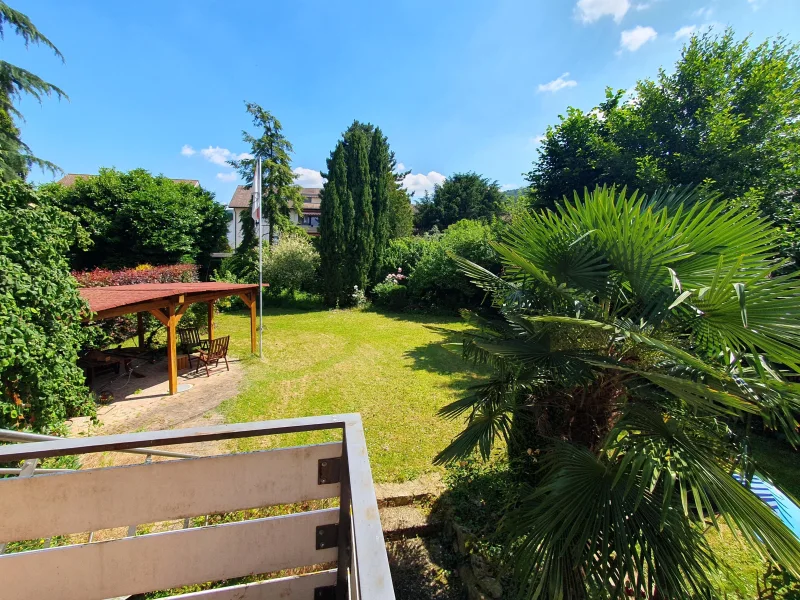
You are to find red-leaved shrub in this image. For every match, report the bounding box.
[74,264,200,348]
[73,264,198,288]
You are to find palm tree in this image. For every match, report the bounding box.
[438,186,800,599]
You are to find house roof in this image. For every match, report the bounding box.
[57,174,200,187]
[228,186,322,209]
[79,282,260,321]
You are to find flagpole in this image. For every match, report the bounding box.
[257,157,263,358]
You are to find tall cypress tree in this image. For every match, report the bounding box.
[320,143,349,305]
[319,121,403,305]
[345,126,374,290]
[368,127,391,282]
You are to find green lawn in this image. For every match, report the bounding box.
[214,306,482,482]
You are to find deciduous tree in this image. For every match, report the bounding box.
[527,30,800,223]
[414,172,505,231]
[40,168,228,270]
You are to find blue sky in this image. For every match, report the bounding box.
[7,0,800,204]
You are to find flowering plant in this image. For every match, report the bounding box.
[383,267,407,285]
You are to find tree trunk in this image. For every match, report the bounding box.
[268,217,274,246]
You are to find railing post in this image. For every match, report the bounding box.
[336,428,352,599]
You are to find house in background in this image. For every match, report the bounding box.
[227,186,321,249]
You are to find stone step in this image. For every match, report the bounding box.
[379,504,441,540]
[374,472,444,508]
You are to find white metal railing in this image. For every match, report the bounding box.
[0,413,394,600]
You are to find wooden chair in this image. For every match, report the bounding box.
[177,327,208,368]
[195,335,230,377]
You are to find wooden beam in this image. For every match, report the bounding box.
[166,304,178,395]
[148,309,169,326]
[176,303,191,317]
[137,313,145,349]
[237,291,254,307]
[207,300,215,341]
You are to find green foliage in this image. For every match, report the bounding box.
[0,181,95,431]
[346,124,375,289]
[388,184,413,238]
[320,143,352,305]
[319,121,406,305]
[228,102,303,248]
[263,233,320,296]
[415,172,505,231]
[0,2,66,180]
[378,235,434,276]
[408,219,500,309]
[440,186,800,598]
[371,280,408,310]
[39,168,228,270]
[527,30,800,233]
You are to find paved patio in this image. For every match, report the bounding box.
[69,355,245,465]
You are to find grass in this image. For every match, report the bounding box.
[213,305,483,482]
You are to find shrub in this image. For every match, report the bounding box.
[39,168,229,270]
[263,233,320,296]
[0,181,95,431]
[378,236,433,276]
[372,280,408,310]
[73,264,198,287]
[408,219,499,309]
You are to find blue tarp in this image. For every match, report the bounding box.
[734,473,800,541]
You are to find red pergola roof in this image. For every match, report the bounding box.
[80,282,259,318]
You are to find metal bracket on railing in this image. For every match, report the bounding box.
[318,457,341,485]
[316,524,338,550]
[314,586,336,600]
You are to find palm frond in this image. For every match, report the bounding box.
[509,442,719,599]
[609,408,800,578]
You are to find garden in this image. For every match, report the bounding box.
[3,7,800,598]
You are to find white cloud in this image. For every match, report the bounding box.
[538,72,578,93]
[692,6,713,19]
[748,0,766,9]
[500,184,517,191]
[576,0,630,23]
[674,24,697,40]
[216,172,238,182]
[633,1,655,10]
[620,26,657,52]
[199,146,252,166]
[531,135,547,145]
[180,144,196,156]
[396,162,406,172]
[402,171,446,197]
[293,167,325,188]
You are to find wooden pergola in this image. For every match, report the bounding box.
[80,282,261,395]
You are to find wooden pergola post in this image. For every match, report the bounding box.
[148,297,187,396]
[237,292,257,356]
[207,300,215,341]
[166,304,178,395]
[137,312,145,349]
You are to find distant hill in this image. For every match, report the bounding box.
[502,187,527,199]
